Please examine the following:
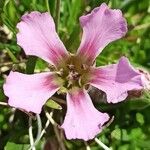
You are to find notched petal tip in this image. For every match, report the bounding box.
[16,11,68,66]
[79,3,107,27]
[89,56,144,103]
[120,18,128,34]
[3,71,59,114]
[77,3,128,63]
[61,90,109,141]
[119,56,143,78]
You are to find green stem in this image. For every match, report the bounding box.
[53,125,66,150]
[0,102,8,106]
[35,114,42,140]
[55,0,61,32]
[46,111,66,150]
[45,0,50,14]
[95,138,111,150]
[29,113,50,150]
[29,117,36,150]
[6,48,18,63]
[84,141,91,150]
[45,111,58,126]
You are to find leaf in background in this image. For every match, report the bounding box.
[128,98,150,110]
[0,43,21,52]
[49,0,55,17]
[3,0,18,24]
[46,99,62,110]
[25,56,37,74]
[65,25,81,52]
[66,0,83,34]
[0,1,5,18]
[0,89,6,101]
[136,140,150,149]
[35,58,48,72]
[136,112,144,125]
[1,0,19,33]
[4,142,29,150]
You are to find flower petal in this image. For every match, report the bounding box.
[77,3,127,64]
[61,89,109,141]
[89,57,143,103]
[17,11,68,66]
[3,71,59,113]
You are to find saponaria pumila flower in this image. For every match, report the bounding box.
[3,3,144,141]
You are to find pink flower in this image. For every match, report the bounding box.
[3,3,143,141]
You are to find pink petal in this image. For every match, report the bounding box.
[61,89,109,141]
[89,57,143,103]
[17,11,68,66]
[77,3,127,64]
[3,71,59,113]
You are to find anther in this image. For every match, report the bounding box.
[78,77,82,87]
[67,71,80,81]
[82,64,89,70]
[73,72,80,80]
[67,80,73,88]
[67,72,74,80]
[56,68,64,76]
[67,64,75,70]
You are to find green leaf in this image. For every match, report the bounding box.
[0,43,21,52]
[128,98,150,110]
[49,0,55,17]
[26,56,37,74]
[0,89,6,101]
[35,58,48,71]
[46,99,62,110]
[136,113,144,125]
[4,142,29,150]
[136,140,150,148]
[3,0,18,25]
[66,0,83,33]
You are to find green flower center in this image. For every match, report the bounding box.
[55,54,91,92]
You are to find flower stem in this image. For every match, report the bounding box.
[0,102,8,106]
[94,138,111,150]
[53,125,66,150]
[45,111,58,126]
[55,0,61,32]
[6,48,18,63]
[45,0,50,14]
[46,111,66,150]
[35,114,42,140]
[84,141,91,150]
[29,113,51,150]
[29,117,35,150]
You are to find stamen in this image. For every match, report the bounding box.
[72,72,80,80]
[56,56,90,90]
[67,80,73,88]
[78,77,82,87]
[67,64,75,70]
[56,68,64,76]
[59,68,64,75]
[67,71,74,80]
[67,71,80,80]
[82,64,89,70]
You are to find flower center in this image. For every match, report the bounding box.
[55,54,91,91]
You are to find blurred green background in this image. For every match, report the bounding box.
[0,0,150,149]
